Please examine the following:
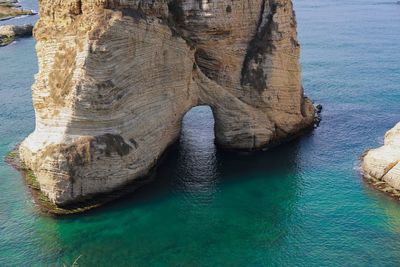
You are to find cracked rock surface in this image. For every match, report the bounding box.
[363,123,400,190]
[19,0,315,206]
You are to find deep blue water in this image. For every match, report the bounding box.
[1,0,400,266]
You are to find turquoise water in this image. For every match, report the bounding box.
[1,0,400,266]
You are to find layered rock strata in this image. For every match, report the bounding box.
[19,0,315,206]
[363,123,400,192]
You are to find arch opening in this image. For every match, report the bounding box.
[174,105,219,205]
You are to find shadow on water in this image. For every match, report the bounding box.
[60,106,303,219]
[33,107,305,266]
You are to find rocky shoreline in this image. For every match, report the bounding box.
[362,123,400,200]
[0,24,32,46]
[0,0,36,21]
[0,0,36,47]
[5,145,166,216]
[5,148,102,215]
[363,173,400,202]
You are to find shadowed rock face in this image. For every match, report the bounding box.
[19,0,315,205]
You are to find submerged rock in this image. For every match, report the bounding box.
[19,0,316,207]
[315,104,323,113]
[362,123,400,193]
[0,24,33,46]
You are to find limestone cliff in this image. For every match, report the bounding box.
[363,123,400,192]
[19,0,315,206]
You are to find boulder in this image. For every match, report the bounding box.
[363,123,400,191]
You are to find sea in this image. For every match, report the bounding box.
[0,0,400,266]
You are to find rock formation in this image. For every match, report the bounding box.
[0,0,35,21]
[19,0,315,206]
[0,24,33,46]
[363,123,400,192]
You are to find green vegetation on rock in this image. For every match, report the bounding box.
[0,35,15,46]
[5,148,102,216]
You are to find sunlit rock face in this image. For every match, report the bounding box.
[363,123,400,190]
[19,0,315,205]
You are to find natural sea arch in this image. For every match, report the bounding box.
[18,0,315,207]
[174,106,219,205]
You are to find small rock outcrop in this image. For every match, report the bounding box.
[0,0,35,21]
[363,123,400,192]
[19,0,316,206]
[0,24,33,46]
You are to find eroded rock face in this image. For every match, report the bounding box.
[19,0,315,205]
[363,123,400,190]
